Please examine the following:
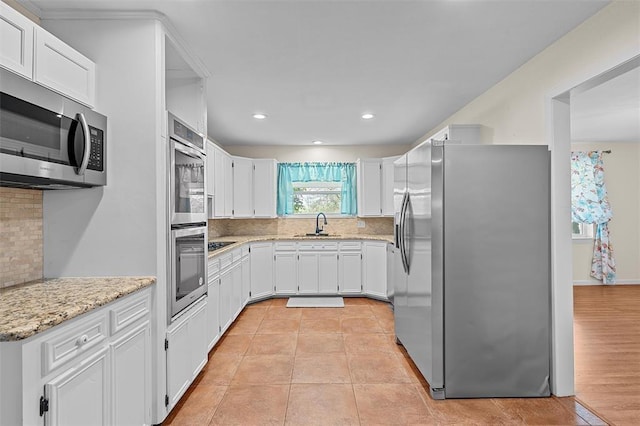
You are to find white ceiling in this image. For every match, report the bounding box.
[571,66,640,144]
[22,0,610,146]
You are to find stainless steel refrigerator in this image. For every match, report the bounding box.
[393,140,550,399]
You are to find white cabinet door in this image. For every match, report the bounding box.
[219,269,233,333]
[45,347,110,426]
[381,156,399,216]
[166,314,192,410]
[363,242,387,299]
[274,252,297,294]
[206,141,216,197]
[297,252,318,294]
[250,242,274,300]
[111,322,151,426]
[224,154,233,217]
[231,260,243,319]
[34,27,96,107]
[207,278,220,350]
[253,159,277,218]
[357,159,382,216]
[0,2,34,79]
[318,252,339,293]
[241,253,251,306]
[189,302,208,378]
[339,251,362,294]
[213,146,226,217]
[232,156,253,217]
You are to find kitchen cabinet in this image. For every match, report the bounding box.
[0,288,153,426]
[250,242,274,300]
[0,3,96,107]
[218,252,234,333]
[338,241,362,294]
[357,158,382,216]
[363,241,388,299]
[206,141,216,218]
[357,156,399,217]
[241,246,251,306]
[34,27,96,108]
[297,241,338,294]
[206,257,221,350]
[166,298,207,411]
[232,156,254,217]
[274,242,297,294]
[0,2,34,79]
[44,347,110,426]
[212,144,233,218]
[231,249,243,319]
[253,159,278,217]
[381,156,398,216]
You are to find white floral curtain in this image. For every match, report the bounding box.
[571,151,616,284]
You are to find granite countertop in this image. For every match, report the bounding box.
[208,234,394,257]
[0,276,156,342]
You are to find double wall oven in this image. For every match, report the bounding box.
[168,113,207,320]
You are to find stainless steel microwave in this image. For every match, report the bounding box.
[0,69,107,189]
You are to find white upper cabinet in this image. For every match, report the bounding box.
[232,156,253,217]
[357,158,382,216]
[0,2,34,79]
[210,143,233,218]
[34,27,96,107]
[0,3,96,107]
[206,141,216,199]
[381,156,399,216]
[253,159,277,218]
[357,156,399,217]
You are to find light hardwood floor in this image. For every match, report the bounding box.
[164,297,609,425]
[574,285,640,426]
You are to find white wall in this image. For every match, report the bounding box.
[224,143,410,162]
[42,19,161,277]
[572,142,640,284]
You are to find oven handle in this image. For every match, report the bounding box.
[76,112,91,176]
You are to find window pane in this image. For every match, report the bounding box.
[572,222,581,234]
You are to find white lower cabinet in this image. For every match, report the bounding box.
[339,242,363,294]
[0,287,152,426]
[297,252,318,294]
[231,254,243,319]
[274,251,298,294]
[241,248,251,306]
[219,267,233,333]
[250,242,274,300]
[207,258,221,350]
[318,252,339,293]
[112,322,151,426]
[363,241,388,298]
[44,347,110,426]
[166,298,207,411]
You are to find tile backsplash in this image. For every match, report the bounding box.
[208,217,393,239]
[0,188,43,288]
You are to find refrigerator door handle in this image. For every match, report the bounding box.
[399,191,410,274]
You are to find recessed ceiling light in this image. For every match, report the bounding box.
[312,140,323,145]
[252,113,267,119]
[361,113,375,120]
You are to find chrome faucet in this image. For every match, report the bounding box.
[315,212,327,235]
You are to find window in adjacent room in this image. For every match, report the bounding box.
[572,222,594,239]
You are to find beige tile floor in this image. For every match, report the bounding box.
[164,298,604,425]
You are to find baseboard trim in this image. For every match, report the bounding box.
[573,279,640,286]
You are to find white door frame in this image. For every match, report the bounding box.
[547,54,640,396]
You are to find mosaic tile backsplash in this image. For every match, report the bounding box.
[208,217,393,239]
[0,187,43,288]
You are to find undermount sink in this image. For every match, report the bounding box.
[294,233,339,237]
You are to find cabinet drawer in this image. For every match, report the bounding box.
[339,241,361,251]
[208,258,220,278]
[110,292,150,336]
[219,253,233,270]
[299,241,338,251]
[241,245,250,257]
[42,314,108,375]
[275,241,296,251]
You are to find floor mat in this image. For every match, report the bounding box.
[286,296,344,308]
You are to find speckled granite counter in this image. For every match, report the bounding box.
[208,234,394,258]
[0,276,156,341]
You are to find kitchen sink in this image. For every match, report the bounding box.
[294,233,339,237]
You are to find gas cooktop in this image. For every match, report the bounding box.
[208,241,236,252]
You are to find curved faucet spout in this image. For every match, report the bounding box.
[315,212,328,234]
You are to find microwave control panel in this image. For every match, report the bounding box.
[88,127,104,172]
